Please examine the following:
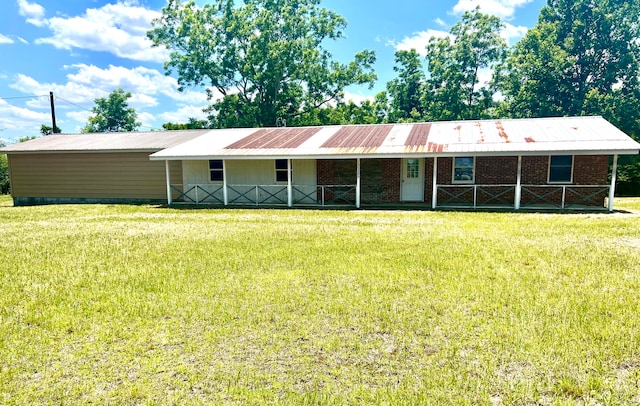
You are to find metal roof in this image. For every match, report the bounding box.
[0,129,209,153]
[150,116,640,160]
[2,117,638,158]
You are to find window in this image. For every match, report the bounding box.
[548,155,573,183]
[209,160,223,182]
[275,159,290,183]
[453,157,475,183]
[406,159,420,178]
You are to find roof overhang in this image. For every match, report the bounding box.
[149,116,640,161]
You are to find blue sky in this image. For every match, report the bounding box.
[0,0,545,143]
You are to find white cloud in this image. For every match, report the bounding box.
[11,64,208,109]
[64,110,92,133]
[391,30,453,56]
[17,0,46,27]
[32,1,169,63]
[391,22,527,55]
[452,0,533,19]
[0,98,49,134]
[434,18,448,28]
[343,91,374,106]
[0,34,14,44]
[502,22,528,44]
[137,111,156,129]
[158,105,209,123]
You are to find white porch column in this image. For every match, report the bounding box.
[165,160,172,205]
[431,157,438,209]
[222,160,228,206]
[287,158,293,207]
[608,154,618,212]
[515,155,522,210]
[356,158,361,209]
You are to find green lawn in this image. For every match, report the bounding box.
[0,195,639,404]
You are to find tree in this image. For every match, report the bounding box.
[386,49,426,122]
[82,88,141,133]
[500,0,640,126]
[162,117,208,130]
[0,140,8,194]
[424,7,507,121]
[148,0,377,128]
[495,20,571,118]
[40,124,62,135]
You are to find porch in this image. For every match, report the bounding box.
[162,154,620,212]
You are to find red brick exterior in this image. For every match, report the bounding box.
[317,155,611,207]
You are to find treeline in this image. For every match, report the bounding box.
[149,1,640,136]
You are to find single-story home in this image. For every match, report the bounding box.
[2,116,639,211]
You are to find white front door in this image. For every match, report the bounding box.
[401,158,424,201]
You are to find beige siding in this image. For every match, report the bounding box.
[292,160,316,186]
[182,160,209,185]
[182,159,317,186]
[226,160,275,185]
[180,159,317,204]
[9,152,177,200]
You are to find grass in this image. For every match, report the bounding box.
[0,195,639,404]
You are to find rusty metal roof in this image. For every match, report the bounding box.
[0,129,208,153]
[150,116,639,160]
[2,117,638,158]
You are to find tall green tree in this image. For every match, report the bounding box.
[148,0,377,128]
[386,49,426,122]
[495,20,571,118]
[500,0,640,132]
[82,88,141,133]
[424,7,507,121]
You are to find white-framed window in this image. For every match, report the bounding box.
[209,160,223,182]
[452,157,475,183]
[406,159,420,178]
[275,159,290,183]
[548,155,573,183]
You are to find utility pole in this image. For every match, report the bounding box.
[49,91,58,133]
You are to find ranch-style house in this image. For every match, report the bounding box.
[2,116,639,211]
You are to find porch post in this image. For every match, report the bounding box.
[514,155,522,210]
[608,154,618,212]
[287,158,293,207]
[356,158,361,209]
[165,160,172,205]
[222,160,228,206]
[431,157,438,209]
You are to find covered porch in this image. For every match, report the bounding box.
[161,154,620,211]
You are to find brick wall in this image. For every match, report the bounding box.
[574,155,609,185]
[381,159,401,203]
[521,156,549,184]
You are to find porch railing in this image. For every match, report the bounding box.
[520,185,610,209]
[169,183,610,210]
[169,184,357,206]
[435,184,610,210]
[437,184,516,208]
